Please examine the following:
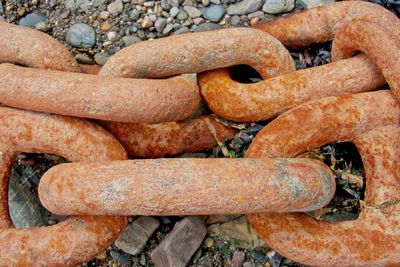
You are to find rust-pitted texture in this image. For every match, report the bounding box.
[0,107,128,266]
[0,63,200,123]
[332,21,400,100]
[39,157,335,216]
[253,1,399,48]
[247,125,400,266]
[199,54,385,122]
[0,21,80,72]
[101,116,237,158]
[79,64,102,75]
[246,91,400,158]
[99,28,295,79]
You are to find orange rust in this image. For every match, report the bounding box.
[0,63,200,123]
[332,20,400,101]
[39,157,335,216]
[199,54,385,122]
[0,107,128,266]
[246,92,400,266]
[253,1,399,48]
[0,21,80,72]
[100,116,238,158]
[99,28,295,79]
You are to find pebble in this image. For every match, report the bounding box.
[232,251,246,267]
[174,26,190,34]
[129,9,141,20]
[8,170,46,228]
[227,0,263,15]
[35,21,49,32]
[248,11,264,20]
[141,15,154,28]
[155,18,167,32]
[201,4,226,22]
[202,0,211,6]
[162,23,174,34]
[243,262,256,267]
[193,22,221,32]
[208,216,264,249]
[263,0,295,14]
[230,15,241,25]
[251,249,266,261]
[193,17,205,25]
[161,0,172,11]
[151,217,207,267]
[107,0,124,15]
[115,216,160,255]
[122,35,142,46]
[18,13,47,28]
[177,9,189,20]
[66,23,96,48]
[75,53,93,64]
[109,251,131,265]
[298,0,335,8]
[101,21,113,31]
[184,5,202,18]
[170,6,180,17]
[98,10,110,19]
[94,53,111,65]
[107,31,118,40]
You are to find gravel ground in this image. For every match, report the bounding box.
[2,0,398,266]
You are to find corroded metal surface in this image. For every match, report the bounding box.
[99,28,295,79]
[0,107,128,266]
[253,1,399,48]
[0,63,200,123]
[0,21,80,72]
[247,91,400,158]
[101,116,237,158]
[332,20,400,100]
[39,157,335,216]
[246,92,400,266]
[199,55,385,122]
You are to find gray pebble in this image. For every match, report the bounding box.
[34,21,49,32]
[75,53,93,64]
[18,13,47,28]
[122,35,142,46]
[161,0,171,11]
[174,26,190,35]
[94,53,111,65]
[162,23,174,34]
[201,4,225,22]
[168,0,180,6]
[110,251,131,265]
[263,0,294,14]
[155,18,168,32]
[227,0,263,15]
[107,0,124,15]
[184,6,202,18]
[66,23,96,48]
[177,9,189,20]
[170,6,180,17]
[211,0,221,4]
[230,15,240,25]
[193,22,221,32]
[129,9,141,20]
[298,0,335,9]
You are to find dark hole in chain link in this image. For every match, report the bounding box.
[229,65,263,84]
[9,153,68,228]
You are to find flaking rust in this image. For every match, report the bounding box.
[100,116,237,158]
[99,27,295,79]
[0,107,127,266]
[253,1,400,48]
[39,157,335,216]
[0,63,200,123]
[246,92,400,266]
[0,22,80,72]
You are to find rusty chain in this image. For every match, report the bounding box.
[0,1,399,266]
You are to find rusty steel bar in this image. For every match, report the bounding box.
[39,157,335,216]
[332,21,400,100]
[0,63,200,123]
[199,54,385,122]
[99,27,295,79]
[0,107,127,266]
[0,21,80,72]
[100,116,237,158]
[245,92,400,266]
[252,1,400,48]
[247,90,400,158]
